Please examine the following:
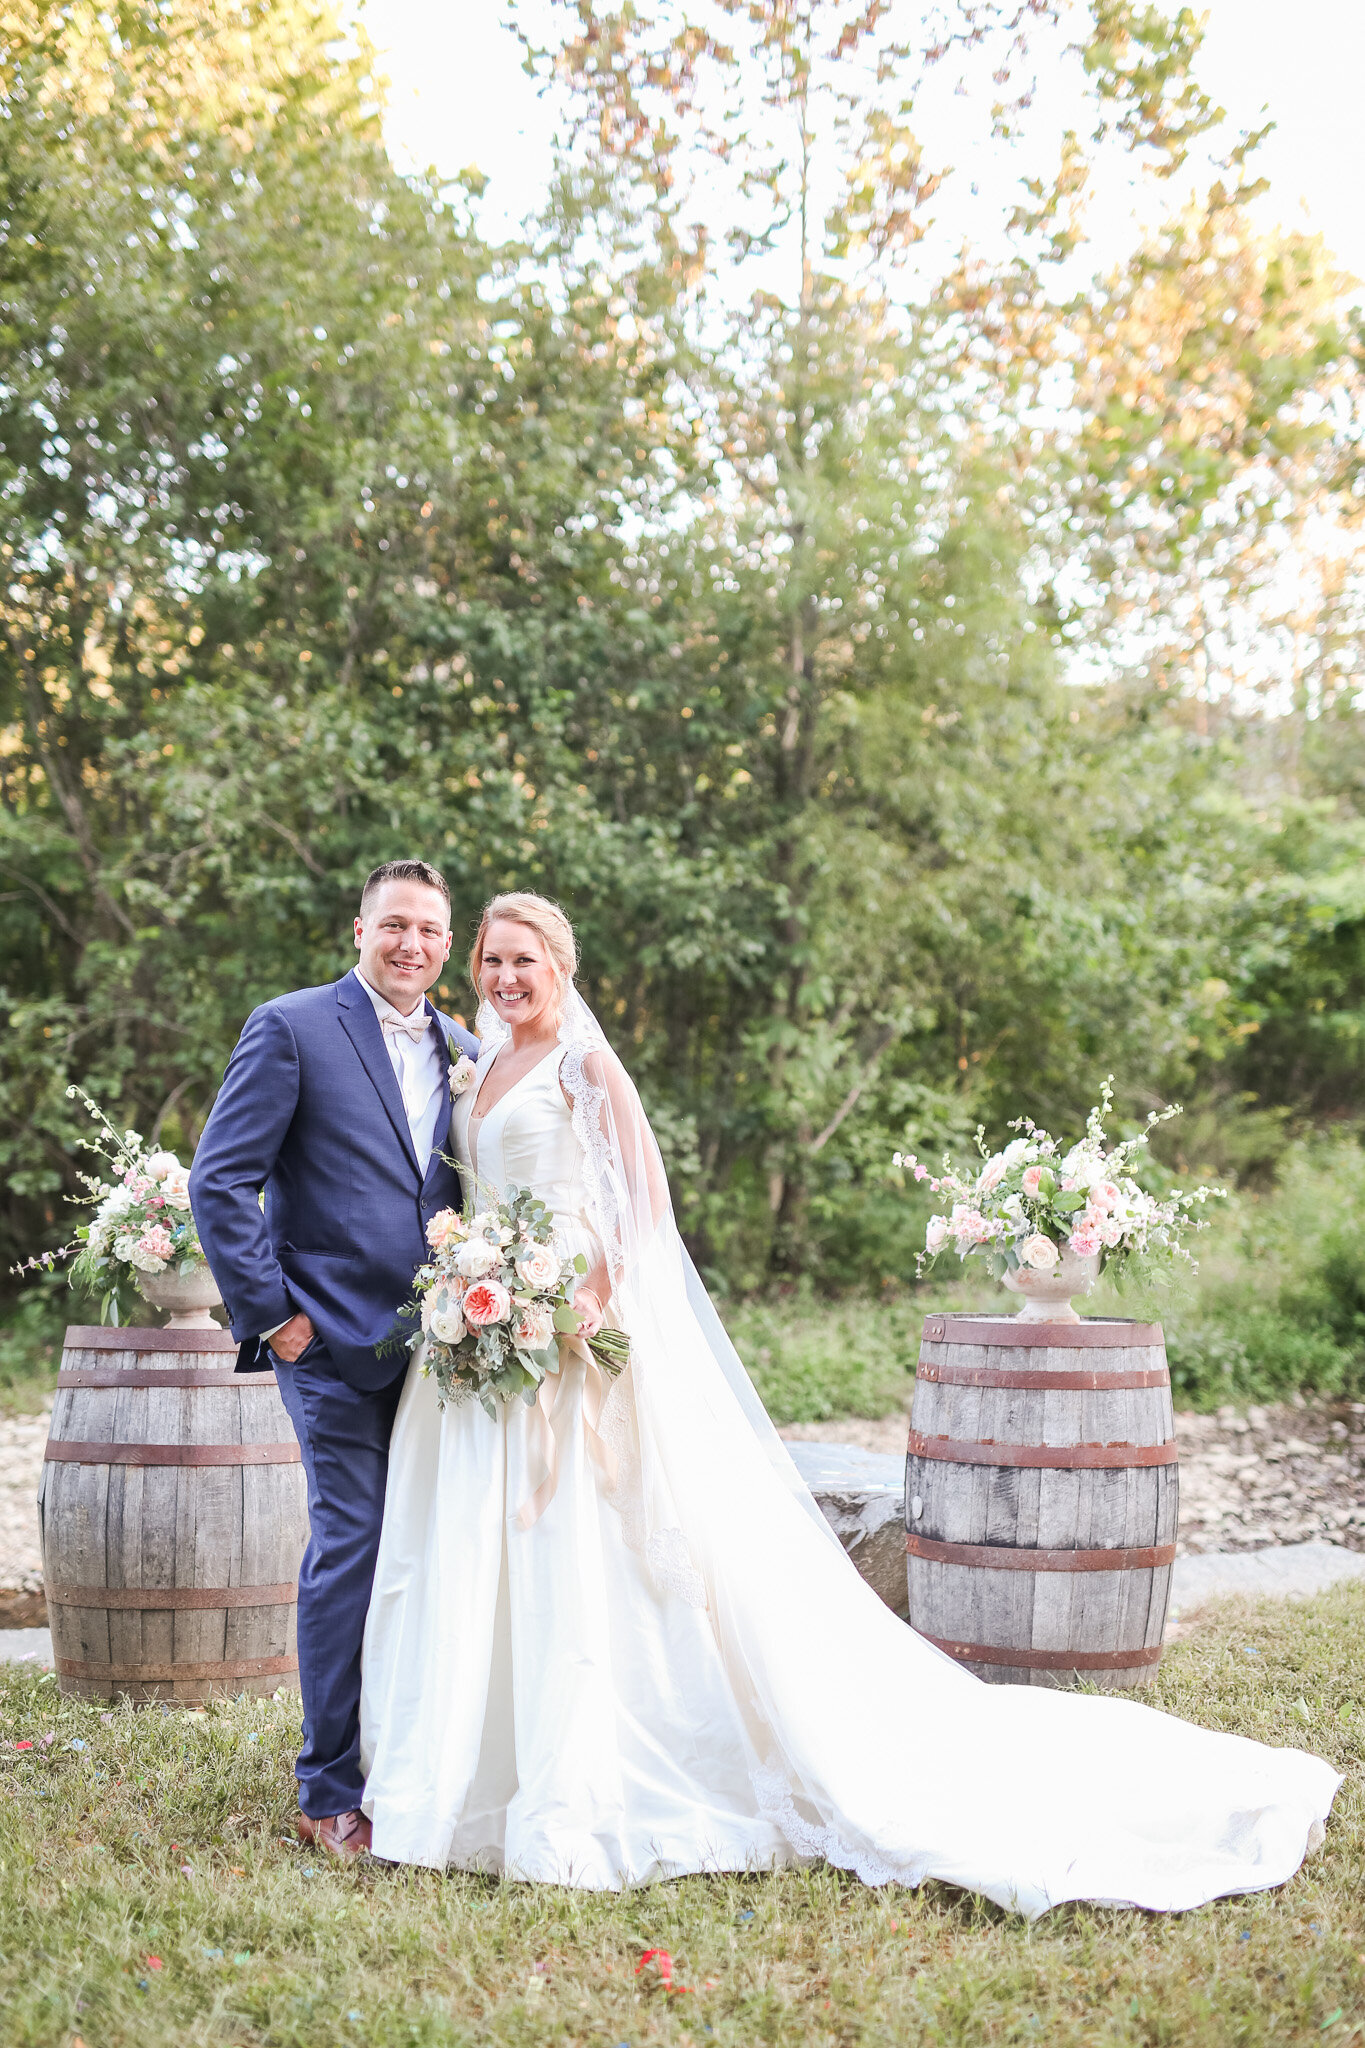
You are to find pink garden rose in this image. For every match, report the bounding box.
[425,1208,464,1252]
[1021,1165,1045,1198]
[925,1215,950,1253]
[1090,1180,1122,1213]
[978,1158,1006,1193]
[462,1279,512,1327]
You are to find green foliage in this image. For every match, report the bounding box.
[724,1287,921,1425]
[3,0,1365,1342]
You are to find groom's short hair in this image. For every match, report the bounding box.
[360,860,450,919]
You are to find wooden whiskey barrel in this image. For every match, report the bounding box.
[39,1325,308,1704]
[905,1314,1177,1689]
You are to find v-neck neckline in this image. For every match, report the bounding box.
[465,1042,561,1181]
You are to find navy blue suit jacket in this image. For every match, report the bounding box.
[189,971,479,1390]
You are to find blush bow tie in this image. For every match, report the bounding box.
[381,1011,431,1045]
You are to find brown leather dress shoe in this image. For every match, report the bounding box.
[297,1807,372,1861]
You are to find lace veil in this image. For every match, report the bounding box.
[474,986,843,1606]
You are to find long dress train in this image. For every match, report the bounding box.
[359,1034,1339,1916]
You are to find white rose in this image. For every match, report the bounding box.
[514,1241,561,1291]
[925,1216,949,1252]
[1019,1233,1060,1271]
[112,1233,138,1262]
[145,1150,180,1181]
[978,1157,1006,1193]
[128,1244,166,1273]
[161,1166,192,1211]
[422,1287,467,1345]
[428,1304,466,1345]
[454,1236,500,1280]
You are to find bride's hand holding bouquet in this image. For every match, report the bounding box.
[404,1184,628,1416]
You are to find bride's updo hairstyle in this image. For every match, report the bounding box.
[468,891,578,1018]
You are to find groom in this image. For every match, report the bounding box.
[189,859,478,1858]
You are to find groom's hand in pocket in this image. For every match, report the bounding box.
[268,1312,315,1364]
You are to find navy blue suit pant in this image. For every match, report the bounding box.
[272,1344,403,1818]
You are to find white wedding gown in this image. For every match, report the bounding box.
[359,1038,1340,1915]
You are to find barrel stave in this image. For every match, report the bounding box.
[906,1316,1177,1690]
[42,1327,307,1704]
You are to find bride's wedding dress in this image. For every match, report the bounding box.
[359,996,1339,1915]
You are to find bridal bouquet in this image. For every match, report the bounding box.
[406,1185,630,1415]
[11,1086,207,1321]
[897,1081,1223,1284]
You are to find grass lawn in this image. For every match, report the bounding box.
[1,1588,1361,2048]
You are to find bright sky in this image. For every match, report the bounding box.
[359,0,1365,284]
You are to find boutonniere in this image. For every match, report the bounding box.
[449,1052,478,1100]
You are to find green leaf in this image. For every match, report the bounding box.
[552,1304,579,1333]
[573,1253,588,1275]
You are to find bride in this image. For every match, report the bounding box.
[359,891,1339,1916]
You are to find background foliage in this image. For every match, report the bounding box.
[3,1,1365,1395]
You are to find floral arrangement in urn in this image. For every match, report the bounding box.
[404,1183,629,1415]
[896,1081,1223,1321]
[13,1087,214,1324]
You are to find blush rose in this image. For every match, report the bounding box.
[514,1241,561,1291]
[1019,1233,1060,1270]
[463,1279,512,1327]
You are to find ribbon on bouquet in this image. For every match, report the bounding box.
[515,1333,620,1531]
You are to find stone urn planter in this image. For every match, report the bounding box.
[1001,1247,1099,1323]
[134,1264,223,1330]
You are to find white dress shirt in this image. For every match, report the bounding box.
[263,970,447,1345]
[353,967,446,1171]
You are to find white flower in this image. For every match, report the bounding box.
[454,1236,500,1280]
[102,1186,134,1222]
[468,1210,516,1247]
[1060,1149,1102,1191]
[422,1288,467,1346]
[925,1215,949,1253]
[514,1241,561,1291]
[1019,1233,1060,1271]
[514,1302,556,1349]
[145,1150,180,1181]
[161,1166,192,1211]
[978,1156,1006,1193]
[448,1053,478,1100]
[1001,1137,1031,1166]
[128,1243,167,1273]
[112,1233,138,1262]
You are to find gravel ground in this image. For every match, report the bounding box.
[4,1393,1363,1609]
[780,1394,1365,1555]
[0,1405,49,1599]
